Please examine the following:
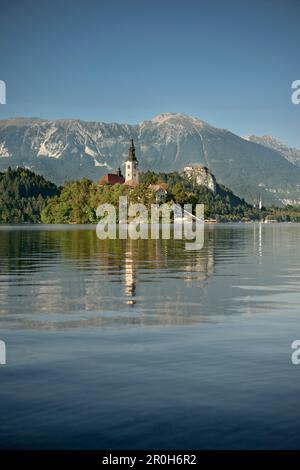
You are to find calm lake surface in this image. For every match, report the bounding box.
[0,223,300,449]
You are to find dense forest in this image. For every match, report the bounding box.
[0,167,59,223]
[1,167,300,223]
[140,171,258,222]
[41,179,158,223]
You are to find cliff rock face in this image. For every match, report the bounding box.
[183,164,216,194]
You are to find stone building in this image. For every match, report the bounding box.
[149,183,168,202]
[183,164,216,194]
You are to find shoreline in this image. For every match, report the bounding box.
[0,220,297,229]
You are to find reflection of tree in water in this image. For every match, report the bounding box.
[0,225,259,330]
[28,231,210,326]
[58,226,260,321]
[0,228,61,274]
[5,223,295,331]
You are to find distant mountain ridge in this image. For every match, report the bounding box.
[245,135,300,167]
[1,112,300,206]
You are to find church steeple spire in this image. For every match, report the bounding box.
[128,138,137,162]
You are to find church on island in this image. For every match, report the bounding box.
[99,139,139,187]
[98,138,216,201]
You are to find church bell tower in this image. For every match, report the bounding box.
[125,139,139,184]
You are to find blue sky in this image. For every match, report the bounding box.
[0,0,299,146]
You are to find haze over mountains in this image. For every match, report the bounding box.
[0,112,300,206]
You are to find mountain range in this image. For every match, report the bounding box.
[0,112,300,206]
[244,135,300,167]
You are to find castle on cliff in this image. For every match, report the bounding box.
[183,164,216,194]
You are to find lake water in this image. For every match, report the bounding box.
[0,223,300,449]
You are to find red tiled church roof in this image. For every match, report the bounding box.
[99,173,125,185]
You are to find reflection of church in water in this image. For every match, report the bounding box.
[122,236,215,307]
[124,243,137,305]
